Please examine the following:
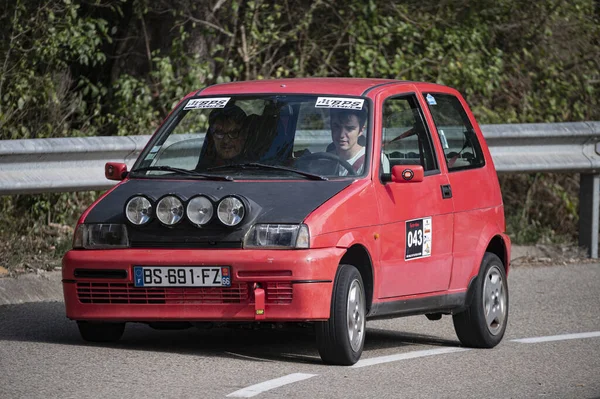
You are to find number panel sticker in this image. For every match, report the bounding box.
[405,217,432,260]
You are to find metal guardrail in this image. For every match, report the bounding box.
[0,135,150,194]
[483,122,600,173]
[1,122,599,256]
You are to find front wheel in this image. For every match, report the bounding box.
[77,321,125,343]
[453,252,508,348]
[316,264,366,365]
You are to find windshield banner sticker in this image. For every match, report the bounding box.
[315,97,364,110]
[184,97,231,110]
[405,217,432,260]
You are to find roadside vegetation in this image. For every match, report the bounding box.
[0,0,598,271]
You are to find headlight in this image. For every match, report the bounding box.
[217,196,245,226]
[244,224,309,249]
[187,196,214,226]
[156,195,184,225]
[125,196,152,225]
[72,224,129,249]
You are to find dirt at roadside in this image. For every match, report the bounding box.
[510,244,600,267]
[0,223,71,278]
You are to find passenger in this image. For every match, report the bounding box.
[328,108,368,175]
[196,105,248,169]
[327,108,390,176]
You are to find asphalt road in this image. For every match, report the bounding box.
[1,262,599,399]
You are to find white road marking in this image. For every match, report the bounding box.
[511,331,600,344]
[226,373,317,398]
[351,347,470,368]
[225,332,600,396]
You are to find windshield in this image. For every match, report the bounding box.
[132,95,371,180]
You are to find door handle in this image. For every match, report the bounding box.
[441,184,452,199]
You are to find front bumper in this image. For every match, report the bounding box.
[62,247,344,322]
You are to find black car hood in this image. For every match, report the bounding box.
[85,178,353,248]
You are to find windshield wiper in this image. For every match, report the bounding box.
[206,163,328,181]
[132,166,233,181]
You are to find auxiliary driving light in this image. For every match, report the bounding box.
[125,196,152,225]
[217,196,245,226]
[186,195,214,226]
[156,195,184,225]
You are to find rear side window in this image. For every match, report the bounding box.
[382,95,437,172]
[424,93,485,171]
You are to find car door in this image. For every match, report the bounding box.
[420,91,502,290]
[375,92,455,299]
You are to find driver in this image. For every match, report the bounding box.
[196,105,248,169]
[328,108,367,176]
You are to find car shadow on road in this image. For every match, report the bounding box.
[0,301,461,365]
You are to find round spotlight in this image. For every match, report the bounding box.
[156,195,184,225]
[186,196,214,226]
[217,196,245,226]
[125,196,152,225]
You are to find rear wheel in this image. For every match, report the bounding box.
[77,321,125,343]
[316,264,366,365]
[453,252,508,348]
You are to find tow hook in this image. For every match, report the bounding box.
[253,283,265,320]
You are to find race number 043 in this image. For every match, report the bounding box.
[407,229,423,248]
[405,217,432,260]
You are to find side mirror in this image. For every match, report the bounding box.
[105,162,128,181]
[391,165,424,183]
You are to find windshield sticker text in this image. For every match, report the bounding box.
[184,97,231,110]
[315,97,364,110]
[405,217,432,260]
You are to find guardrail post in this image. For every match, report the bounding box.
[579,173,600,258]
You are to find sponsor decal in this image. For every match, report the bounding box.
[405,216,432,259]
[402,169,414,181]
[439,129,449,149]
[315,97,364,110]
[426,94,437,105]
[184,97,231,110]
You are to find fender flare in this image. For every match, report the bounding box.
[469,222,511,283]
[334,232,377,311]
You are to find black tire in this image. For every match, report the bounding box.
[316,264,366,365]
[453,252,508,348]
[77,321,125,343]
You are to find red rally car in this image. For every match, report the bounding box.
[62,78,510,365]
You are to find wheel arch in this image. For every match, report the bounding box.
[485,233,511,275]
[462,231,510,309]
[339,244,374,313]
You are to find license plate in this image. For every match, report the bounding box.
[133,266,231,287]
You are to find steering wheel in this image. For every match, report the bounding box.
[296,152,356,176]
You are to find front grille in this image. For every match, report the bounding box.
[76,282,293,305]
[74,269,127,279]
[264,282,293,304]
[76,282,249,304]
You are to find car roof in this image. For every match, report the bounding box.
[196,78,446,97]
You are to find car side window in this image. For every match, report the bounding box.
[423,93,485,171]
[382,95,437,172]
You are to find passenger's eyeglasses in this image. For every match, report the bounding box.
[211,127,242,140]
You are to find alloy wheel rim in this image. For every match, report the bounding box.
[347,279,365,352]
[483,265,506,335]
